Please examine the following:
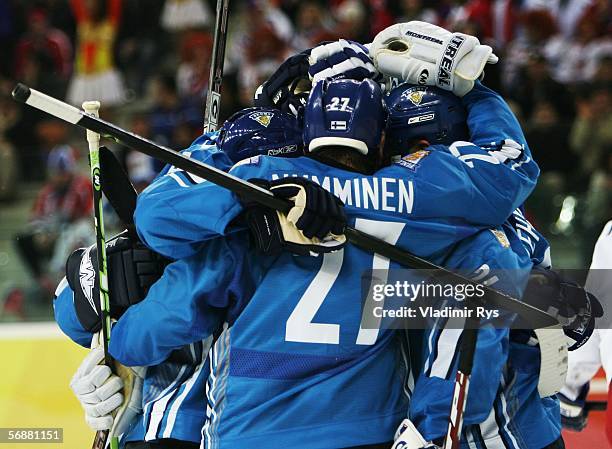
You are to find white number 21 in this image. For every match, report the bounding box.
[285,219,406,345]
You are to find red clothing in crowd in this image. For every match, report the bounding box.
[14,29,72,79]
[32,175,93,222]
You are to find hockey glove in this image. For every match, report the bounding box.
[66,230,170,333]
[253,50,311,117]
[309,39,379,84]
[70,340,123,431]
[242,178,347,256]
[522,268,603,351]
[70,334,145,433]
[369,21,498,96]
[558,384,590,432]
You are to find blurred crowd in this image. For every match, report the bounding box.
[0,0,610,316]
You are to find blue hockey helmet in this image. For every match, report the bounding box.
[218,107,304,163]
[303,78,387,159]
[384,83,468,155]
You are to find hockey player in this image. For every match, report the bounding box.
[558,221,612,440]
[118,71,544,448]
[53,107,303,449]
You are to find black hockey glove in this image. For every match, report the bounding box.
[521,268,603,350]
[241,178,347,256]
[253,50,311,117]
[66,231,170,333]
[558,384,590,432]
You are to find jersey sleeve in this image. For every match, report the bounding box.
[462,81,530,152]
[408,82,539,226]
[53,277,93,348]
[109,236,255,366]
[410,147,535,226]
[135,155,264,259]
[134,140,238,259]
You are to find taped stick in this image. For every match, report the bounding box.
[82,102,118,449]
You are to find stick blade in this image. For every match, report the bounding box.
[99,146,137,226]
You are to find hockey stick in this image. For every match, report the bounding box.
[203,0,230,132]
[82,102,119,449]
[99,146,137,227]
[12,83,558,330]
[586,400,607,412]
[443,321,479,449]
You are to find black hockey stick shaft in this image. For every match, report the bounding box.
[204,0,230,132]
[12,83,558,330]
[586,400,607,412]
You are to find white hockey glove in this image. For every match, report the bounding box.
[370,21,498,96]
[392,419,440,449]
[309,39,379,84]
[70,342,124,431]
[70,334,145,434]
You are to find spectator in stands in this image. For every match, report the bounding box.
[570,84,612,182]
[290,1,334,51]
[176,31,213,99]
[396,0,439,27]
[594,55,612,83]
[334,0,369,42]
[545,11,612,84]
[66,0,126,107]
[116,0,165,97]
[149,73,201,161]
[13,8,72,98]
[14,145,93,297]
[526,99,573,177]
[510,51,574,122]
[238,11,290,106]
[525,0,595,39]
[0,96,17,202]
[160,0,211,33]
[503,9,558,91]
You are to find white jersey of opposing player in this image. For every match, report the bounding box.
[562,220,612,400]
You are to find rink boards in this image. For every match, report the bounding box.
[0,322,90,448]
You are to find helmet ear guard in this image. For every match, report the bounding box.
[303,78,387,161]
[384,83,468,156]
